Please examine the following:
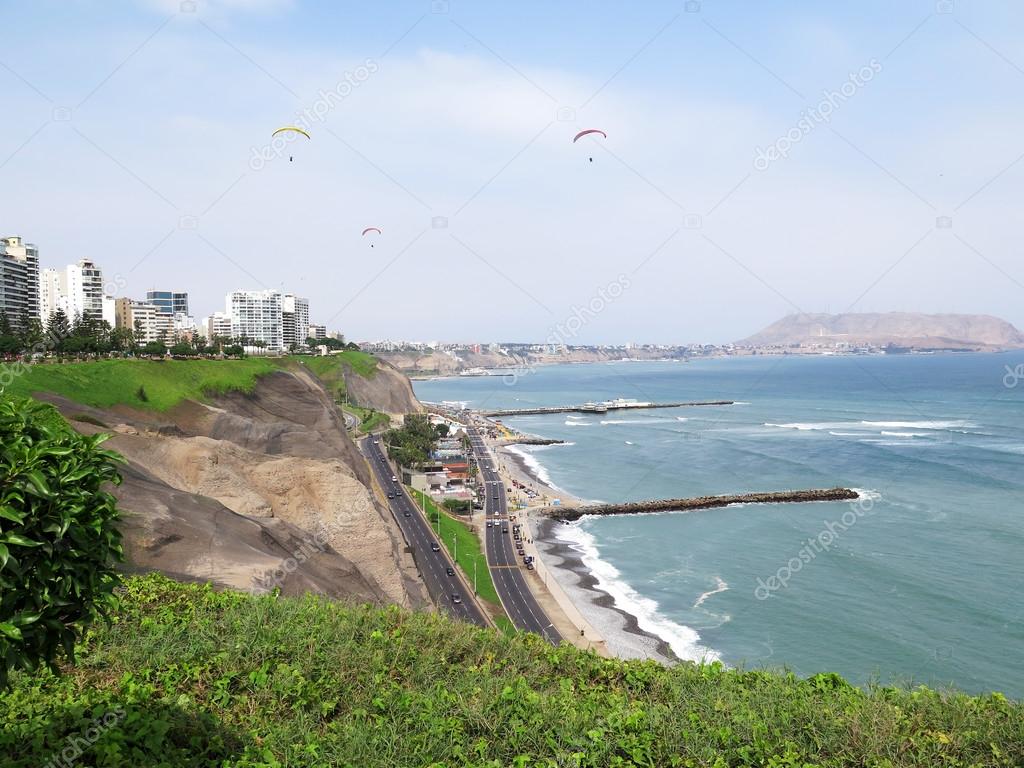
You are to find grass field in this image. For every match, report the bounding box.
[1,353,382,413]
[2,358,280,411]
[1,574,1019,767]
[410,489,500,608]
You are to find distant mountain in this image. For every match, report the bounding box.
[739,313,1024,351]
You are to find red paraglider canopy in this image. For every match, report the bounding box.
[361,227,382,236]
[572,129,607,143]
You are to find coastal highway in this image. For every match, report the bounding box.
[361,437,487,627]
[467,426,562,644]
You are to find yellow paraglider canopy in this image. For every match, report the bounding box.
[272,126,311,140]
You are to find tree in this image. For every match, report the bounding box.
[169,341,195,357]
[191,333,207,352]
[0,312,11,337]
[0,395,123,688]
[46,309,71,353]
[141,341,167,357]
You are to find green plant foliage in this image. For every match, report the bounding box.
[0,396,124,689]
[1,574,1021,767]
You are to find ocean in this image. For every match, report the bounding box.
[414,353,1024,697]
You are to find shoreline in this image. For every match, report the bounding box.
[532,516,678,664]
[489,430,692,665]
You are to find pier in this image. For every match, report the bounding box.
[482,399,734,417]
[538,488,860,521]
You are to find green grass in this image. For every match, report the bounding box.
[495,615,519,637]
[342,404,391,434]
[410,489,500,608]
[3,358,280,411]
[1,574,1020,767]
[298,350,378,381]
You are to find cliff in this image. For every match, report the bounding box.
[22,358,429,608]
[739,312,1024,350]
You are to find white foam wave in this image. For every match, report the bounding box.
[675,416,688,422]
[624,440,635,445]
[861,420,971,430]
[828,431,863,436]
[880,431,929,438]
[555,523,721,663]
[693,576,729,609]
[505,445,562,491]
[600,419,658,425]
[564,420,592,427]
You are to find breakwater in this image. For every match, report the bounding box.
[538,487,860,521]
[484,400,734,417]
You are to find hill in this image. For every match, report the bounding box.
[739,312,1024,351]
[4,356,428,608]
[1,574,1019,767]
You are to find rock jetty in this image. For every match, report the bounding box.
[539,487,860,521]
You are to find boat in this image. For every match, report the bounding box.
[459,367,490,377]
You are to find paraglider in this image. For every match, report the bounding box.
[362,227,381,247]
[572,128,606,162]
[272,126,310,162]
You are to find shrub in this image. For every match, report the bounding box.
[0,395,124,688]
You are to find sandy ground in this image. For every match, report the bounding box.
[482,428,677,664]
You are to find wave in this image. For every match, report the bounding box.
[600,418,660,425]
[564,420,592,427]
[880,431,930,438]
[693,576,729,609]
[861,420,972,430]
[555,523,721,663]
[505,445,562,491]
[828,431,863,436]
[675,416,688,422]
[624,440,635,445]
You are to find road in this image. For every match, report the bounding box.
[361,437,487,627]
[467,426,562,644]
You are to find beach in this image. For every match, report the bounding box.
[489,432,679,664]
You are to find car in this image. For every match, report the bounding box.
[446,567,455,576]
[403,510,411,517]
[391,476,397,482]
[387,492,395,499]
[502,527,509,534]
[486,521,492,528]
[525,562,534,570]
[451,594,462,604]
[430,543,440,552]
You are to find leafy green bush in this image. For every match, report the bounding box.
[2,574,1021,767]
[0,395,123,688]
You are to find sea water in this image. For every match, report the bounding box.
[415,353,1024,697]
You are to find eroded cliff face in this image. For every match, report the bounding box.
[342,358,422,415]
[38,368,428,608]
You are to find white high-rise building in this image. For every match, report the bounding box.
[0,236,40,332]
[201,311,233,341]
[227,290,283,352]
[114,298,162,344]
[281,294,309,349]
[40,259,105,323]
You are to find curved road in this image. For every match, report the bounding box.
[361,437,487,627]
[468,426,561,644]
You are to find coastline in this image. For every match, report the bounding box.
[490,433,695,665]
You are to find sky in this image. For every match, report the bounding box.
[2,0,1023,345]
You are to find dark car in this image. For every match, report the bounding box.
[446,567,455,576]
[502,527,509,534]
[403,511,411,517]
[451,594,462,604]
[431,543,440,552]
[387,492,395,499]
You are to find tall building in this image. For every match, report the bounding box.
[114,298,163,344]
[201,311,232,341]
[146,290,189,316]
[308,324,326,341]
[40,259,105,322]
[61,259,104,320]
[281,294,309,349]
[227,290,283,352]
[0,236,40,332]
